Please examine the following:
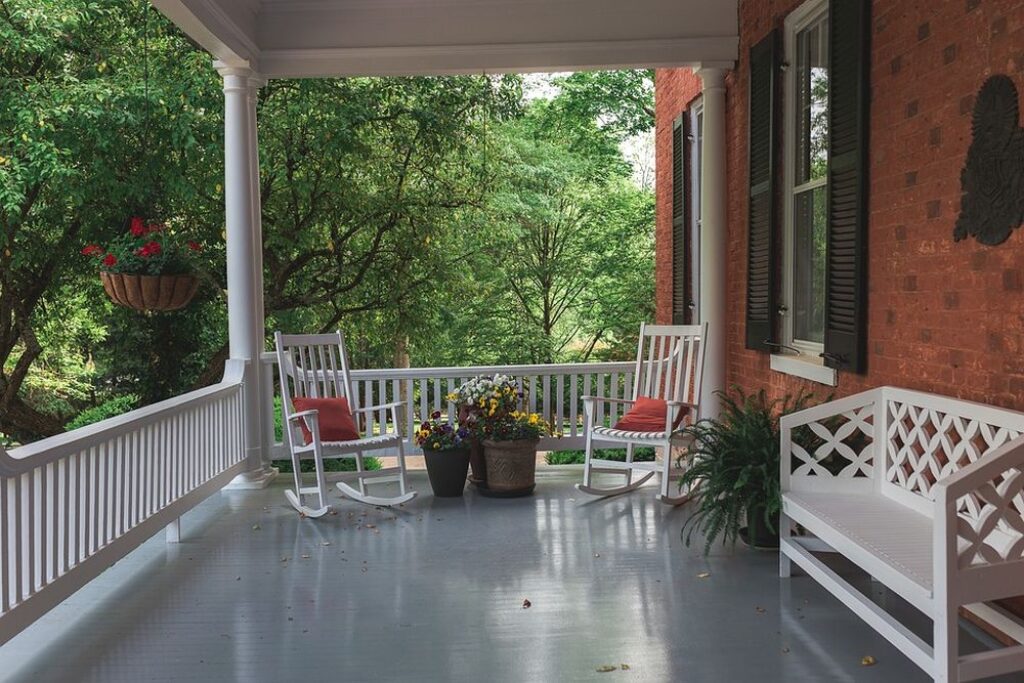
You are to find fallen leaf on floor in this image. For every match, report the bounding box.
[252,524,261,531]
[522,599,532,609]
[365,524,376,529]
[328,510,338,516]
[361,567,368,573]
[596,665,617,673]
[321,542,331,546]
[280,556,289,562]
[620,663,630,670]
[781,647,790,654]
[594,553,601,558]
[755,606,766,614]
[697,571,711,579]
[861,655,876,667]
[301,554,310,559]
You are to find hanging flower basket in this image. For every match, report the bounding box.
[100,272,199,312]
[84,216,205,313]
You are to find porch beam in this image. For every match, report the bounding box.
[696,66,728,419]
[216,62,276,488]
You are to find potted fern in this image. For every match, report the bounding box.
[678,387,813,553]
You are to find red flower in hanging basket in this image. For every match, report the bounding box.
[136,241,162,258]
[129,216,146,237]
[84,216,204,277]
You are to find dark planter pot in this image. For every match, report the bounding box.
[458,405,487,487]
[742,504,780,550]
[480,438,538,497]
[423,446,470,497]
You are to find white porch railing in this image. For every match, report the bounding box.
[259,353,637,457]
[0,360,247,646]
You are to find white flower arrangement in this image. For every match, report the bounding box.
[448,374,520,412]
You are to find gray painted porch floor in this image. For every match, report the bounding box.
[0,468,1014,683]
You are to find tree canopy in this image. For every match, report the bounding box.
[0,0,654,444]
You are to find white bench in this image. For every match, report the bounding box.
[779,387,1024,682]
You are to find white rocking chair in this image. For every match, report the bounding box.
[275,331,417,517]
[576,322,707,505]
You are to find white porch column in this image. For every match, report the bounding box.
[696,66,728,420]
[216,62,276,488]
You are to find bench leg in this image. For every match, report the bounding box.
[779,511,792,578]
[934,602,959,683]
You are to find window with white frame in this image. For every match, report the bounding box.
[782,0,829,356]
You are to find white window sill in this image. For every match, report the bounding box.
[770,353,837,386]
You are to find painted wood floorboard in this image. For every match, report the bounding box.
[0,469,1015,682]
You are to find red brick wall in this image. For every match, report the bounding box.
[655,0,1024,410]
[654,68,702,325]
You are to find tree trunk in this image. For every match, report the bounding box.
[191,343,231,390]
[1,397,65,440]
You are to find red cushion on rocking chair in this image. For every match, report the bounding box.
[613,396,688,433]
[292,397,360,444]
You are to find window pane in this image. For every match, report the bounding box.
[792,185,826,344]
[795,15,829,185]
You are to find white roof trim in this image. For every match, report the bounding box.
[259,38,739,79]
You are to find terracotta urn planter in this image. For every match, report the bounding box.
[423,446,471,497]
[481,438,538,497]
[100,272,199,312]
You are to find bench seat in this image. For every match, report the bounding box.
[784,490,933,611]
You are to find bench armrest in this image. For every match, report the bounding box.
[932,434,1024,589]
[780,388,882,491]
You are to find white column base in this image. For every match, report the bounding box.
[225,465,279,490]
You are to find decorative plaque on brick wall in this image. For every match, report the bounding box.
[954,74,1024,246]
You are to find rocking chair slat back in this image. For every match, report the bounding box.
[275,331,356,420]
[631,323,707,408]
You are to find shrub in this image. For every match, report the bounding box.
[545,447,656,465]
[65,394,140,431]
[678,387,814,554]
[273,457,381,474]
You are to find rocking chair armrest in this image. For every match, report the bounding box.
[287,409,321,423]
[352,400,407,413]
[581,396,637,406]
[666,399,699,409]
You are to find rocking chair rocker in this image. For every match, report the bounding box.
[275,331,417,516]
[576,322,707,505]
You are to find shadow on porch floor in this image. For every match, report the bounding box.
[0,468,1012,682]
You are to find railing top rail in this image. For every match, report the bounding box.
[258,352,635,379]
[1,360,246,476]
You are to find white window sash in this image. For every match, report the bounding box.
[781,0,829,356]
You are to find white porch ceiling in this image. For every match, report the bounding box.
[152,0,738,77]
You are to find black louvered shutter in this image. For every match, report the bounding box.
[823,0,870,373]
[672,115,690,324]
[745,31,778,351]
